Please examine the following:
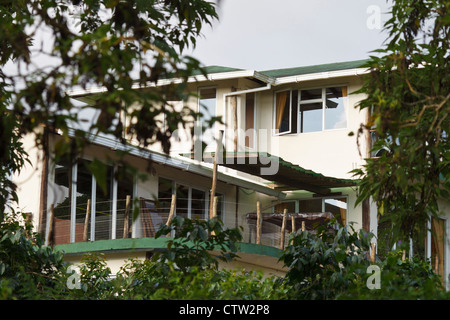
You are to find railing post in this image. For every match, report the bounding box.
[280,208,287,250]
[212,196,218,218]
[83,199,91,242]
[256,201,261,245]
[166,194,176,226]
[370,242,376,263]
[46,204,54,246]
[123,195,131,239]
[290,215,296,245]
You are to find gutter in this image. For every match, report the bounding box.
[275,67,370,85]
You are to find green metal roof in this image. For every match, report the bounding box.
[200,152,358,195]
[259,59,369,78]
[186,65,244,78]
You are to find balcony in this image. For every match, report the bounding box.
[43,195,337,251]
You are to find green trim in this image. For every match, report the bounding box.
[260,59,369,78]
[196,151,358,189]
[54,238,283,259]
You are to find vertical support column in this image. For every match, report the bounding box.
[280,208,287,250]
[362,198,371,233]
[83,199,91,242]
[256,201,261,245]
[123,195,131,239]
[166,194,176,226]
[90,176,96,242]
[46,204,54,246]
[111,166,118,240]
[70,162,78,243]
[131,174,138,238]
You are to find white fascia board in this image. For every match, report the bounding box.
[67,70,274,99]
[273,67,370,86]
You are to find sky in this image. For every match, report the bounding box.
[188,0,394,71]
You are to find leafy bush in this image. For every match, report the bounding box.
[153,216,243,272]
[280,220,449,300]
[0,212,67,299]
[341,250,449,300]
[280,221,374,300]
[116,259,288,300]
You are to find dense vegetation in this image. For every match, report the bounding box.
[1,213,447,300]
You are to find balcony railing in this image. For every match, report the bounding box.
[42,196,336,250]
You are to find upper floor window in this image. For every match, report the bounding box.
[198,87,217,150]
[274,86,347,135]
[245,92,256,149]
[198,87,217,122]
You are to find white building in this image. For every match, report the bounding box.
[11,59,448,282]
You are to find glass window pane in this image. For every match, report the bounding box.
[116,171,134,239]
[176,184,189,219]
[291,90,298,134]
[298,199,322,213]
[325,87,347,130]
[324,197,347,225]
[53,158,71,221]
[215,194,224,221]
[95,165,113,241]
[301,88,322,100]
[199,88,217,148]
[275,90,291,133]
[274,201,296,214]
[157,178,173,215]
[199,88,216,121]
[191,188,206,220]
[299,102,322,133]
[52,158,72,245]
[245,93,255,148]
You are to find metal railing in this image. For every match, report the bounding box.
[42,196,334,250]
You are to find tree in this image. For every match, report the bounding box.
[354,0,449,249]
[0,0,218,220]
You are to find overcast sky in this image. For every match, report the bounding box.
[188,0,394,71]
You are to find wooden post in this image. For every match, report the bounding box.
[166,194,176,226]
[290,216,296,245]
[122,195,131,239]
[83,199,91,242]
[370,242,376,263]
[256,201,261,245]
[209,131,222,219]
[280,208,287,250]
[46,204,54,246]
[25,212,33,239]
[212,196,218,218]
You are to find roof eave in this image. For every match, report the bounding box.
[273,67,370,86]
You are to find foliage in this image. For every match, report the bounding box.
[353,0,450,243]
[279,221,374,300]
[280,220,449,300]
[341,250,449,300]
[115,259,288,300]
[0,211,67,299]
[0,0,219,223]
[154,216,243,272]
